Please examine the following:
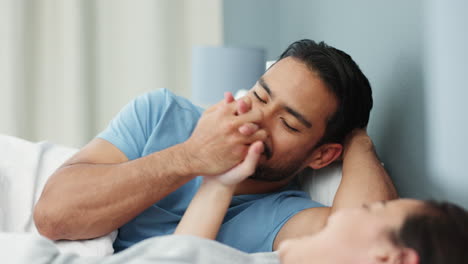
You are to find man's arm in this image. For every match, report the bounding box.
[34,138,195,241]
[34,96,266,241]
[273,130,398,250]
[330,129,398,213]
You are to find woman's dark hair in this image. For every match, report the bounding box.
[278,39,373,145]
[393,201,468,264]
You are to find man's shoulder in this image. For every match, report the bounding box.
[135,89,203,155]
[246,189,322,214]
[221,190,323,252]
[273,206,330,250]
[268,188,330,250]
[96,89,203,160]
[142,88,204,116]
[259,184,319,204]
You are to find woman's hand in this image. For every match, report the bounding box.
[204,140,263,187]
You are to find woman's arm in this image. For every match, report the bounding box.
[174,141,263,239]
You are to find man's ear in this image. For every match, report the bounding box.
[373,247,419,264]
[398,248,419,264]
[307,143,342,170]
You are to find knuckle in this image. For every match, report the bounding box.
[248,123,259,132]
[224,120,237,131]
[217,103,231,115]
[254,130,267,140]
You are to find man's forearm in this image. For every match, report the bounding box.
[34,143,196,240]
[331,131,398,214]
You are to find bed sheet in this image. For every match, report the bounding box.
[0,134,116,256]
[0,233,279,264]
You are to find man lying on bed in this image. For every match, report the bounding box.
[33,39,397,253]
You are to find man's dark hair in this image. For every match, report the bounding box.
[392,201,468,264]
[278,39,373,145]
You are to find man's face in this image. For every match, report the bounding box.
[242,57,339,182]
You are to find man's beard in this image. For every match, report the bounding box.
[248,158,304,182]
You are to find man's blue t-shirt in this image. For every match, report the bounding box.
[97,88,322,253]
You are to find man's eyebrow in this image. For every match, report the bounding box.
[258,77,272,96]
[284,106,312,128]
[259,77,312,129]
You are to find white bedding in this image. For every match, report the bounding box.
[0,133,341,260]
[0,233,279,264]
[0,134,116,256]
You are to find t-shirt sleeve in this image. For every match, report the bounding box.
[265,193,323,252]
[96,89,169,160]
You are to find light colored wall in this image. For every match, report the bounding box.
[0,0,223,148]
[424,0,468,206]
[223,0,468,206]
[93,0,225,136]
[223,0,280,60]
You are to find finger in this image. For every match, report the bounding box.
[220,95,244,115]
[235,97,252,115]
[205,92,235,114]
[244,129,268,144]
[235,99,247,115]
[236,99,248,115]
[232,108,263,127]
[242,96,252,112]
[236,141,263,176]
[205,97,227,113]
[224,92,235,104]
[238,123,259,136]
[218,141,263,185]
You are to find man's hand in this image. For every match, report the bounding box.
[342,128,374,159]
[203,93,263,186]
[182,93,266,176]
[205,140,263,187]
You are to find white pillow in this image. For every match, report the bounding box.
[299,162,342,207]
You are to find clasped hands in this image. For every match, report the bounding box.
[184,92,267,188]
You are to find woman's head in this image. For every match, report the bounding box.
[392,200,468,264]
[278,199,468,264]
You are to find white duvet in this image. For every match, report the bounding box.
[0,134,341,263]
[0,132,280,263]
[0,134,116,257]
[0,233,280,264]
